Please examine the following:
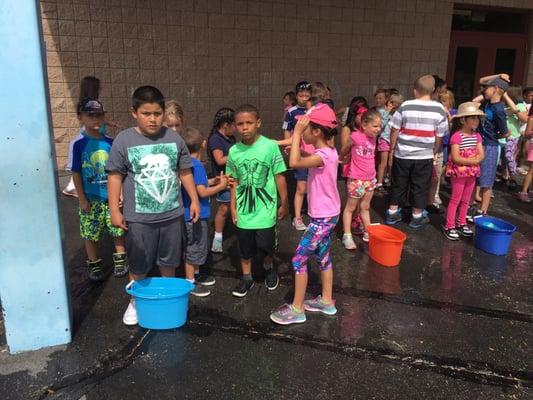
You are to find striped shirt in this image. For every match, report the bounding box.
[456,133,479,150]
[390,99,448,160]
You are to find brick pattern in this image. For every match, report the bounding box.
[39,0,533,168]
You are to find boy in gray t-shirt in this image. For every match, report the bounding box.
[106,86,200,326]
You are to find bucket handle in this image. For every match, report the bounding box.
[125,280,135,295]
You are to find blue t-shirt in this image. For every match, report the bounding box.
[282,105,307,132]
[480,101,508,146]
[207,130,236,177]
[182,158,210,222]
[71,132,114,201]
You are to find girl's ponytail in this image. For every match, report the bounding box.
[210,107,235,138]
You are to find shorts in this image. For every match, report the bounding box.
[294,168,308,182]
[216,189,230,203]
[185,219,209,266]
[237,226,276,260]
[126,216,185,276]
[346,178,377,198]
[528,141,533,162]
[377,138,391,152]
[478,145,499,188]
[79,200,124,242]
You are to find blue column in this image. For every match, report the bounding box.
[0,1,71,352]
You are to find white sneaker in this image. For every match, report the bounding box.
[62,178,78,197]
[342,234,357,250]
[292,217,307,231]
[122,299,138,325]
[362,232,369,243]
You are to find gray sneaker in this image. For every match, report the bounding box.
[303,295,337,315]
[270,304,306,325]
[409,210,430,229]
[292,217,307,231]
[211,237,223,253]
[191,284,211,297]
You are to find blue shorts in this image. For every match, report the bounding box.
[478,145,499,188]
[216,189,230,203]
[294,168,308,182]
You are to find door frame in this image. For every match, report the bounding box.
[447,30,528,95]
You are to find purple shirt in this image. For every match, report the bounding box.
[307,146,340,219]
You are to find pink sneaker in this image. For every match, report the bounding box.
[517,192,531,203]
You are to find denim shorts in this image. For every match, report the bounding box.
[478,145,499,188]
[294,168,308,181]
[216,189,231,203]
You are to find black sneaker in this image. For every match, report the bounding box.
[466,207,483,223]
[426,204,443,214]
[195,275,216,286]
[456,224,473,237]
[264,269,279,291]
[191,284,211,297]
[508,179,518,191]
[232,279,254,297]
[113,252,129,278]
[442,226,460,241]
[87,259,107,282]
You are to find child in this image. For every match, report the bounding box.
[340,110,382,249]
[207,108,236,253]
[376,94,404,191]
[442,102,485,240]
[227,104,289,297]
[71,98,127,281]
[270,104,340,325]
[386,75,448,229]
[165,100,185,133]
[279,81,312,231]
[282,91,297,120]
[181,128,229,296]
[471,74,509,217]
[517,107,533,202]
[106,86,200,326]
[374,89,389,109]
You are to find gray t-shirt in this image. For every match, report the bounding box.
[106,126,193,223]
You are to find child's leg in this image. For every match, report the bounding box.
[359,190,374,230]
[389,158,410,211]
[185,262,197,280]
[410,159,433,216]
[480,187,492,213]
[320,269,333,304]
[520,161,533,193]
[445,177,466,229]
[214,202,229,234]
[457,178,476,226]
[314,217,338,304]
[113,235,126,253]
[342,197,359,234]
[212,195,230,252]
[504,138,518,177]
[292,273,308,311]
[294,179,307,220]
[474,185,481,203]
[85,240,99,261]
[291,219,320,309]
[377,151,389,185]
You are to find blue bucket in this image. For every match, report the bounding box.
[125,278,194,329]
[474,216,517,256]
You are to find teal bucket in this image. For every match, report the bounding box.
[125,278,194,329]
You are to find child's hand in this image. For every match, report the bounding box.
[294,116,310,136]
[110,210,128,230]
[189,201,200,223]
[283,145,292,155]
[231,206,237,224]
[227,176,236,188]
[499,73,510,82]
[79,198,91,213]
[217,172,228,189]
[277,200,289,221]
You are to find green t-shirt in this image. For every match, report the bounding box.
[226,135,287,229]
[506,102,527,140]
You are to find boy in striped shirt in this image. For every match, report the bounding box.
[386,75,449,228]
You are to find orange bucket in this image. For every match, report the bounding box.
[367,224,407,267]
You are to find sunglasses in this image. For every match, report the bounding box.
[296,82,312,92]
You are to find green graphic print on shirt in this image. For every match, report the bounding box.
[127,143,179,214]
[226,136,287,229]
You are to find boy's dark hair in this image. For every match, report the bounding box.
[181,127,204,153]
[210,107,235,137]
[295,81,312,94]
[284,91,297,106]
[310,121,337,140]
[235,104,260,119]
[132,86,165,111]
[79,76,100,102]
[522,87,533,96]
[432,75,447,92]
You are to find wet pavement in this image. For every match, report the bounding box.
[0,172,532,399]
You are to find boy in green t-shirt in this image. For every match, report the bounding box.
[227,104,289,297]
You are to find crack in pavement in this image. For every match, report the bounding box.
[187,305,533,389]
[36,329,151,399]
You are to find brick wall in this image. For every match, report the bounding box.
[39,0,533,168]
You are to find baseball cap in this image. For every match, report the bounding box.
[481,77,509,91]
[77,98,105,113]
[296,103,338,129]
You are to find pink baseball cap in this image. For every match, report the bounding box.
[296,103,338,129]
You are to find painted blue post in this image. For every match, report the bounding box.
[0,1,71,352]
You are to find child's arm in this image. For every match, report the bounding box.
[479,74,510,84]
[450,144,483,166]
[108,172,127,230]
[388,128,400,167]
[180,169,200,223]
[472,95,484,103]
[276,134,292,146]
[211,149,228,166]
[230,180,238,224]
[502,93,529,123]
[72,172,90,212]
[526,116,533,137]
[197,172,228,198]
[275,174,289,220]
[339,126,351,162]
[339,135,352,160]
[289,117,324,169]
